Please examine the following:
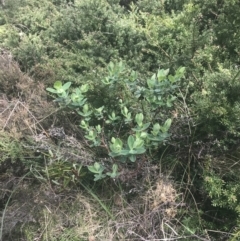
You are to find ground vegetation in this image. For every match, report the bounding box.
[1,0,240,240]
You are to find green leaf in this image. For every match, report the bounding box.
[106,164,119,178]
[133,138,144,149]
[54,81,62,89]
[80,120,89,130]
[147,74,156,88]
[85,130,97,141]
[121,106,129,116]
[46,88,58,93]
[129,155,136,162]
[109,149,129,157]
[83,104,89,113]
[71,93,83,102]
[135,113,144,126]
[120,150,129,155]
[96,125,101,133]
[161,119,172,132]
[94,173,106,181]
[80,84,89,93]
[124,113,132,123]
[108,61,114,72]
[88,162,105,174]
[77,110,92,117]
[88,166,100,174]
[70,89,86,106]
[62,82,71,91]
[106,172,118,178]
[168,75,175,83]
[108,111,120,122]
[148,133,170,142]
[94,162,101,171]
[112,164,118,173]
[132,122,151,132]
[110,138,123,153]
[152,123,160,136]
[129,147,146,155]
[130,70,138,82]
[111,137,116,143]
[140,132,148,139]
[157,69,169,81]
[95,106,104,113]
[111,112,116,118]
[127,135,135,150]
[101,77,111,85]
[177,67,186,75]
[109,152,119,157]
[78,104,92,116]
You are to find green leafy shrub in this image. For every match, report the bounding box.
[47,62,185,180]
[192,66,240,147]
[0,0,192,85]
[203,169,240,237]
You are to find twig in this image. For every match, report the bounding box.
[2,100,20,130]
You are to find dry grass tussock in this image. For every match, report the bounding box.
[1,173,188,241]
[0,49,56,136]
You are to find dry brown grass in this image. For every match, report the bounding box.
[1,173,186,241]
[0,49,56,137]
